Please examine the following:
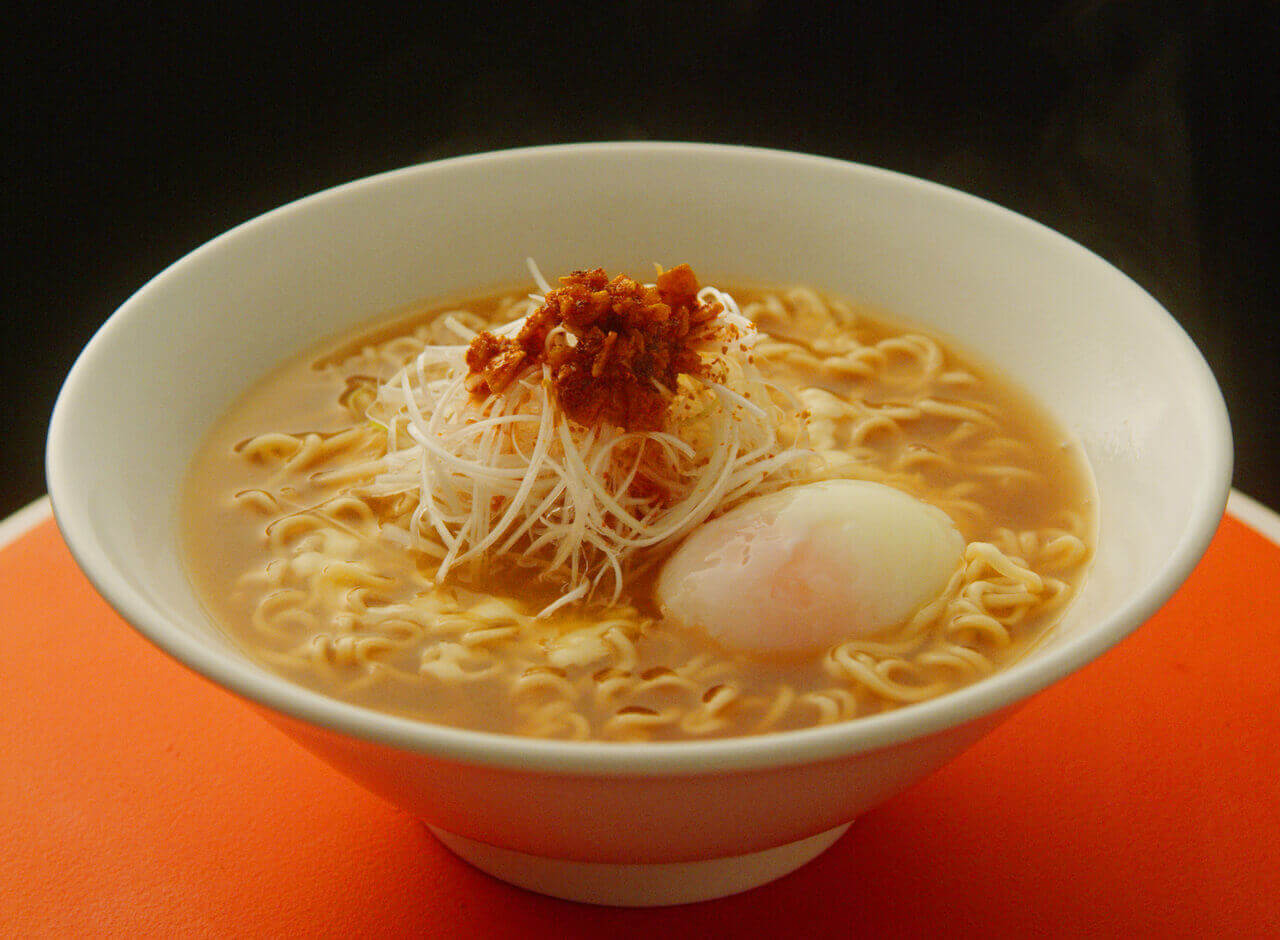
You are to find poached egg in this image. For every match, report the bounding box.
[656,480,964,654]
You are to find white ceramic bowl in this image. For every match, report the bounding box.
[47,143,1231,906]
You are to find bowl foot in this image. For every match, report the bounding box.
[428,822,851,906]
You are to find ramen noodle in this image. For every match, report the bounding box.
[183,267,1094,741]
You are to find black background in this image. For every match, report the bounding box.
[8,2,1277,520]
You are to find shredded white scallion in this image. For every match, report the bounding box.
[367,271,812,616]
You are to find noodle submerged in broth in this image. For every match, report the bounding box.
[183,265,1094,741]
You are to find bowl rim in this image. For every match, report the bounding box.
[47,141,1233,776]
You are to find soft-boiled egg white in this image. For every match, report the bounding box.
[656,480,964,654]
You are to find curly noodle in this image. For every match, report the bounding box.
[191,282,1093,740]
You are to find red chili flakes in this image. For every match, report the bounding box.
[464,264,732,431]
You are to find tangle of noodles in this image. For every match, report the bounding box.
[184,277,1094,741]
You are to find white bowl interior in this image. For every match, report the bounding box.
[48,143,1230,769]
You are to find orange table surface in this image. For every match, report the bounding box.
[2,507,1278,938]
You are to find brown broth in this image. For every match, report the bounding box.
[182,283,1095,740]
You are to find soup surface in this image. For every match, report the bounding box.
[184,277,1094,740]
